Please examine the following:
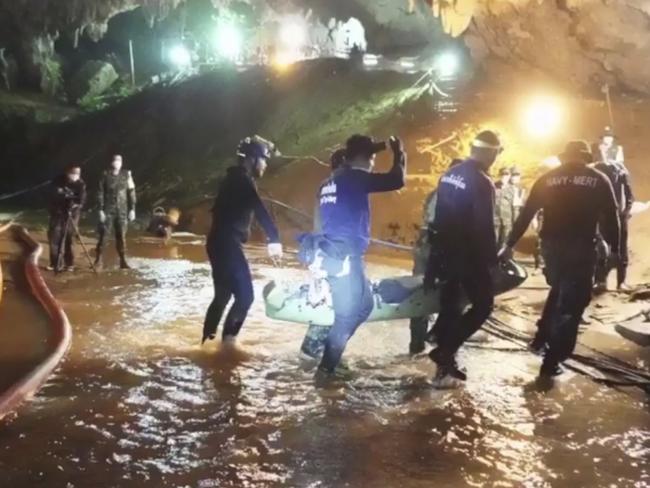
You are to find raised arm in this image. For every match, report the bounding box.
[359,137,406,193]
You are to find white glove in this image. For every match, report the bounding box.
[128,210,136,222]
[267,242,283,259]
[99,210,106,223]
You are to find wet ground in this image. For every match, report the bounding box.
[0,233,648,487]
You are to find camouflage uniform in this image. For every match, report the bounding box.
[409,189,437,354]
[95,170,136,265]
[494,181,515,249]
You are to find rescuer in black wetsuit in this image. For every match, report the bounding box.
[500,140,620,378]
[202,137,283,345]
[47,165,87,272]
[425,130,502,388]
[593,127,634,290]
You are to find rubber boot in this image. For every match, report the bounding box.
[119,251,131,270]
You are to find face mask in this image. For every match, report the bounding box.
[254,158,267,177]
[67,173,80,182]
[511,176,521,185]
[501,176,510,185]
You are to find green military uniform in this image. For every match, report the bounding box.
[494,181,516,249]
[95,169,136,267]
[409,189,438,354]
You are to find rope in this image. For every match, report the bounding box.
[0,180,51,202]
[0,148,103,202]
[484,314,650,390]
[261,196,413,252]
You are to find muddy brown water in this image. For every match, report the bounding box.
[0,237,648,487]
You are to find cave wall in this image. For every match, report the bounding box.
[426,0,650,94]
[1,0,650,97]
[0,0,185,93]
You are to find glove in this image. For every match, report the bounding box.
[267,242,283,259]
[497,245,513,262]
[128,210,136,222]
[99,210,106,224]
[389,135,403,154]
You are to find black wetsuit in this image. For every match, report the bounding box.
[203,166,279,342]
[48,175,87,269]
[508,162,620,368]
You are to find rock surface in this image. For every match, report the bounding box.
[68,60,119,103]
[0,0,649,96]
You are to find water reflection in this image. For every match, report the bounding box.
[0,241,648,487]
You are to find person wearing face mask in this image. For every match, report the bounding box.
[47,164,87,272]
[425,130,501,388]
[593,127,634,290]
[202,136,283,346]
[314,134,406,378]
[494,167,515,249]
[95,154,137,270]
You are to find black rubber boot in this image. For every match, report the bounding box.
[119,252,131,270]
[539,358,564,378]
[429,347,467,381]
[528,330,547,355]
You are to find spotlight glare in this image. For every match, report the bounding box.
[522,96,564,139]
[435,52,459,78]
[214,22,243,60]
[280,21,306,49]
[168,45,191,68]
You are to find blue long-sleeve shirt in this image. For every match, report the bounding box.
[318,151,406,254]
[433,159,497,266]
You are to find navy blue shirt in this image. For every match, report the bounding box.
[318,152,406,254]
[433,159,497,266]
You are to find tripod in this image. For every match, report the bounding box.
[55,207,98,275]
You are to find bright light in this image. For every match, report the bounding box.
[280,21,307,49]
[542,156,562,168]
[363,54,379,67]
[214,22,242,60]
[273,51,297,70]
[435,52,459,78]
[168,45,191,68]
[400,59,416,69]
[522,96,564,139]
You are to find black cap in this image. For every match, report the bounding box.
[559,140,593,164]
[346,134,387,159]
[498,167,511,176]
[602,126,614,138]
[330,148,347,170]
